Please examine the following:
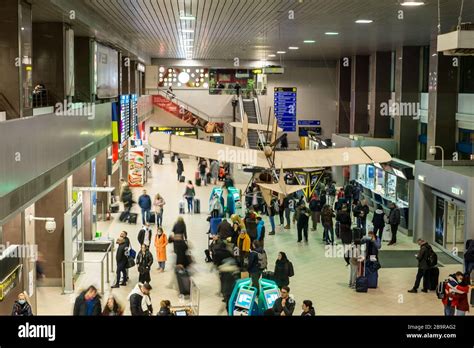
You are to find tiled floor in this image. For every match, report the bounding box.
[37,156,465,316]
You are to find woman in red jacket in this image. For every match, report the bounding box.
[442,272,470,316]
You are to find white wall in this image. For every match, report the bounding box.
[147,59,338,143]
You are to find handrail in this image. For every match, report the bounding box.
[61,241,114,295]
[156,88,230,123]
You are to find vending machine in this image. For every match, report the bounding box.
[228,278,258,316]
[258,278,280,314]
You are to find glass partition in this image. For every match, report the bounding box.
[386,173,397,201]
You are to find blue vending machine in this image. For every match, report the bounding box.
[228,278,258,316]
[258,278,280,314]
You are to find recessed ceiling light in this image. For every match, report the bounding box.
[183,38,194,42]
[268,54,276,57]
[325,32,339,35]
[276,51,286,54]
[181,29,194,33]
[178,71,190,83]
[288,46,299,50]
[401,1,425,6]
[303,40,316,43]
[180,16,195,20]
[355,19,373,23]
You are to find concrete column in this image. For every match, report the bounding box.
[336,58,351,133]
[121,56,130,95]
[23,204,36,313]
[95,149,108,219]
[368,52,392,138]
[393,46,421,163]
[426,35,458,160]
[73,162,92,240]
[34,181,67,283]
[350,55,370,134]
[0,0,33,119]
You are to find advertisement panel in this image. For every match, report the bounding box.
[435,196,445,245]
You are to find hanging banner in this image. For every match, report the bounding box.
[435,196,445,245]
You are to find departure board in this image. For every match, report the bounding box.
[119,95,130,148]
[274,87,297,132]
[130,94,138,139]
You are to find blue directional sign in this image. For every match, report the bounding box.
[298,120,320,126]
[274,87,297,132]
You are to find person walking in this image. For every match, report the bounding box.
[153,193,166,228]
[198,158,208,186]
[321,204,335,245]
[176,157,184,181]
[138,189,152,225]
[372,204,386,240]
[408,239,433,293]
[136,244,153,284]
[128,283,153,316]
[73,286,102,316]
[11,292,33,316]
[268,197,277,235]
[210,160,220,185]
[154,227,168,272]
[237,229,251,269]
[295,202,310,243]
[121,185,134,213]
[309,193,322,231]
[172,217,188,241]
[274,252,293,288]
[387,202,401,246]
[111,237,128,288]
[183,180,196,214]
[278,197,285,226]
[326,182,337,208]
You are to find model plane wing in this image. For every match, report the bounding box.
[230,122,283,133]
[274,147,391,169]
[149,132,270,168]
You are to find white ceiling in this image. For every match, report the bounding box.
[33,0,474,60]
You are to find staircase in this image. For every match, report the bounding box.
[152,90,229,134]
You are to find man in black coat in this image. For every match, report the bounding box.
[112,237,128,288]
[217,219,233,240]
[388,203,401,246]
[408,239,432,293]
[129,283,153,316]
[73,286,102,316]
[272,286,295,316]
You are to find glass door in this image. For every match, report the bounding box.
[445,203,466,258]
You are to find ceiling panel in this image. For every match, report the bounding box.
[32,0,474,61]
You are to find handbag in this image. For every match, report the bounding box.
[126,256,135,269]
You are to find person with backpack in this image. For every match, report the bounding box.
[274,252,294,288]
[387,202,401,246]
[372,204,386,240]
[248,241,267,292]
[408,239,435,293]
[309,193,322,231]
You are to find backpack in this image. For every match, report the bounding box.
[436,280,447,300]
[288,261,295,277]
[426,246,438,268]
[257,251,268,270]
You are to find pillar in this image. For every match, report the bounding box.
[368,52,392,138]
[34,181,67,284]
[0,0,33,119]
[336,58,351,133]
[426,34,458,160]
[73,162,92,240]
[121,55,130,95]
[95,149,108,219]
[393,46,421,163]
[350,55,370,134]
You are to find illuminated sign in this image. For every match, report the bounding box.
[263,67,284,74]
[451,187,463,196]
[0,264,22,301]
[149,126,198,138]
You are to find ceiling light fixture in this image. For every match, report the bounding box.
[276,51,286,54]
[178,71,190,84]
[401,1,425,6]
[268,54,276,57]
[288,46,299,50]
[355,19,373,23]
[181,29,194,33]
[325,32,339,35]
[303,40,316,43]
[180,15,196,20]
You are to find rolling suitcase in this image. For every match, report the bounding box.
[179,175,185,183]
[194,198,200,214]
[366,267,378,289]
[175,268,191,296]
[147,212,157,224]
[195,178,202,186]
[429,266,440,291]
[119,211,129,222]
[179,200,185,214]
[128,213,138,224]
[206,172,212,184]
[356,261,368,293]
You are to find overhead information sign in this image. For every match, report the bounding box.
[298,120,320,126]
[274,87,297,132]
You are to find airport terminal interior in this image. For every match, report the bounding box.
[0,0,473,317]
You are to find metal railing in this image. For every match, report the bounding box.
[61,241,114,295]
[156,88,229,123]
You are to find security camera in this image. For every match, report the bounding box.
[429,146,437,155]
[45,220,56,233]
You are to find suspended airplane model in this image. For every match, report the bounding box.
[149,109,391,198]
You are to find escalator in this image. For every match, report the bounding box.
[239,96,266,150]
